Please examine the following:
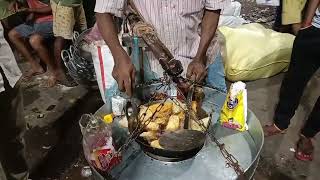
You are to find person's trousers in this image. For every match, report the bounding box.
[0,68,28,180]
[274,26,320,138]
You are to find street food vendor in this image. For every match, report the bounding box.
[95,0,230,96]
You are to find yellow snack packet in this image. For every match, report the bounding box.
[220,81,248,131]
[103,114,114,124]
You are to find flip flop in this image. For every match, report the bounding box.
[263,124,286,137]
[295,136,314,161]
[295,151,313,161]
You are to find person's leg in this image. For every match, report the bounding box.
[265,26,320,136]
[301,97,320,138]
[8,24,44,79]
[51,0,77,86]
[0,68,28,180]
[29,34,55,72]
[273,0,283,31]
[206,52,227,93]
[75,4,88,32]
[294,96,320,161]
[29,22,56,79]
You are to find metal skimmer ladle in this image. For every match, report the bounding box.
[158,84,207,152]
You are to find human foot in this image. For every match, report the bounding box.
[263,124,286,137]
[295,135,314,161]
[41,70,77,88]
[22,67,45,82]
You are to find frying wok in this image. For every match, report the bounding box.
[124,86,209,162]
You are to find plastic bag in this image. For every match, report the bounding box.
[80,114,122,172]
[220,81,248,131]
[219,23,295,82]
[219,16,247,28]
[256,0,279,6]
[83,23,105,45]
[221,0,242,16]
[219,1,246,27]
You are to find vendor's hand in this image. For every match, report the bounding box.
[187,57,207,83]
[112,53,136,97]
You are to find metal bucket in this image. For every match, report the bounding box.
[90,85,264,180]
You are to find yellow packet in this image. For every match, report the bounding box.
[220,81,248,131]
[103,114,114,124]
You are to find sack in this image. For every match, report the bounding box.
[256,0,280,6]
[219,23,295,82]
[83,23,125,103]
[90,44,118,103]
[220,82,248,132]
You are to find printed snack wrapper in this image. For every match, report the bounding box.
[220,81,248,131]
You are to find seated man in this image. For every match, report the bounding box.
[8,0,55,86]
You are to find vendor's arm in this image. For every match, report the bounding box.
[302,0,320,27]
[194,10,220,63]
[187,0,229,82]
[95,0,135,97]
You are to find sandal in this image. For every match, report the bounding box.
[263,124,286,137]
[295,135,314,161]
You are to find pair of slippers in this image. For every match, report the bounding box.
[264,124,313,161]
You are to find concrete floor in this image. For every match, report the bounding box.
[248,72,320,180]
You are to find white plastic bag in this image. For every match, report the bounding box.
[219,1,247,28]
[219,16,247,28]
[256,0,279,6]
[221,0,241,16]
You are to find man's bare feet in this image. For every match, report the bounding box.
[41,70,77,88]
[45,73,58,87]
[296,135,314,161]
[22,67,45,82]
[263,124,286,137]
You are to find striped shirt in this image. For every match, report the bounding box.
[95,0,229,77]
[312,8,320,29]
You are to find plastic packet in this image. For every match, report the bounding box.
[112,96,127,116]
[220,81,248,131]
